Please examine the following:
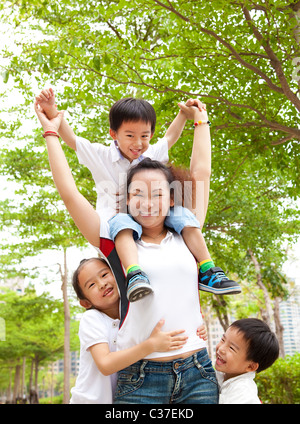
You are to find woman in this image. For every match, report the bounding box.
[34,101,218,404]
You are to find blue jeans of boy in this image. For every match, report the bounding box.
[114,348,218,404]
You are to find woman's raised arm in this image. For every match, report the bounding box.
[178,101,211,227]
[34,103,100,247]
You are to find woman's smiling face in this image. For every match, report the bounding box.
[127,169,174,230]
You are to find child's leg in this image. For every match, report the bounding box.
[180,227,211,263]
[109,214,153,302]
[166,207,241,295]
[114,229,139,271]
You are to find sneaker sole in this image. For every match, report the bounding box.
[199,284,242,295]
[128,287,154,302]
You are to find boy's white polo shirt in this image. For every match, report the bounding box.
[216,370,261,404]
[75,136,169,221]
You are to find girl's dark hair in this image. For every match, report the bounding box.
[230,318,279,373]
[109,97,156,133]
[72,258,108,300]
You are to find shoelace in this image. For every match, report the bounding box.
[128,274,149,286]
[212,271,229,282]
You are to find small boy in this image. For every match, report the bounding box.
[215,318,279,404]
[36,89,241,301]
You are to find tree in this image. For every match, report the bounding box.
[0,0,299,366]
[0,287,80,403]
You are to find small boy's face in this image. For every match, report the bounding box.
[78,259,119,318]
[109,120,153,162]
[215,326,258,380]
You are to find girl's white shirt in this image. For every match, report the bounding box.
[70,309,119,404]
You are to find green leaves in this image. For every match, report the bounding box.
[93,55,101,70]
[37,52,44,64]
[1,70,9,83]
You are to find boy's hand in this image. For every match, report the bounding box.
[185,98,206,112]
[149,320,188,352]
[196,324,208,341]
[178,99,208,121]
[35,88,58,118]
[34,102,64,133]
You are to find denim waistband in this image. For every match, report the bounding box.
[123,348,209,374]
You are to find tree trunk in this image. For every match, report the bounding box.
[213,296,230,332]
[273,296,285,358]
[12,362,20,404]
[29,358,33,399]
[50,362,54,404]
[6,367,12,403]
[30,354,40,404]
[60,248,70,404]
[21,356,26,403]
[248,249,273,328]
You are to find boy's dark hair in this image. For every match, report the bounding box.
[72,258,109,300]
[109,97,156,133]
[230,318,279,373]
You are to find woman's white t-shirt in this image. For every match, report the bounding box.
[117,230,206,359]
[70,309,119,404]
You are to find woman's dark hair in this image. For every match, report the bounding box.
[72,258,109,300]
[109,97,156,133]
[126,157,174,190]
[230,318,279,373]
[125,157,193,208]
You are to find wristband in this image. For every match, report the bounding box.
[42,131,60,138]
[193,120,211,128]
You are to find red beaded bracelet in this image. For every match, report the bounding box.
[193,120,211,128]
[42,131,60,138]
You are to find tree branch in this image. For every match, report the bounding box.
[242,6,300,111]
[152,0,300,110]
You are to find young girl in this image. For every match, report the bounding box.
[69,256,189,404]
[34,101,218,403]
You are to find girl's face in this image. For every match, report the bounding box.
[127,169,174,230]
[78,259,119,318]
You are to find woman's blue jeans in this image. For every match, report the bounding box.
[114,348,219,404]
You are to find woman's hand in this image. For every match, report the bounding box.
[34,101,64,133]
[148,319,188,352]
